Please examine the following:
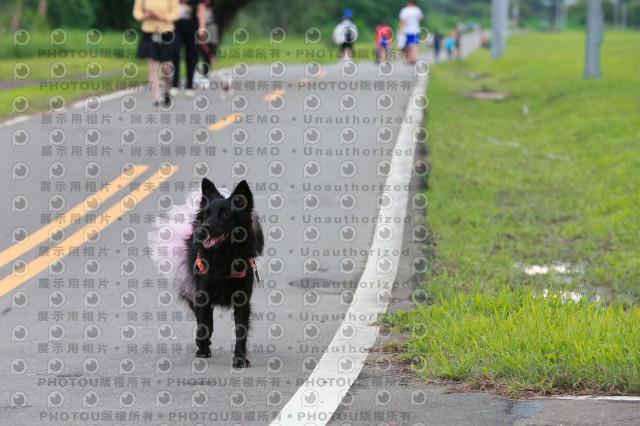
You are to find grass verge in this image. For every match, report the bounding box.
[382,288,640,396]
[387,31,640,396]
[1,29,383,119]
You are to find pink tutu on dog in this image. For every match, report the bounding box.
[148,188,231,302]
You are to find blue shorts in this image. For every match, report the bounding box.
[406,33,420,46]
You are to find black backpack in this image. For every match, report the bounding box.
[344,25,354,43]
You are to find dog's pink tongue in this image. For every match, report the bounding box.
[203,233,226,249]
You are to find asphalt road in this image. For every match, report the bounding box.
[0,34,442,424]
[5,30,634,426]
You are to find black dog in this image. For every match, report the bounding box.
[182,178,263,367]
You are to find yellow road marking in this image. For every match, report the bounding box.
[318,70,328,77]
[0,165,178,300]
[208,114,243,131]
[263,89,285,102]
[0,165,148,269]
[297,78,309,85]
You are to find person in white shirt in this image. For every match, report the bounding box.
[333,9,358,61]
[399,1,424,64]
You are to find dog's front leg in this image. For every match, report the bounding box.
[232,301,251,368]
[195,302,213,358]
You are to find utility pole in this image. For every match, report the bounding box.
[512,0,520,28]
[37,0,47,17]
[554,0,564,31]
[491,0,509,59]
[11,0,23,32]
[584,0,604,79]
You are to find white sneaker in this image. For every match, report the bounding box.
[184,89,195,98]
[169,87,179,97]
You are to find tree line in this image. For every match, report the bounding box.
[4,0,640,38]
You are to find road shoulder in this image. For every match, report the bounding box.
[329,77,640,426]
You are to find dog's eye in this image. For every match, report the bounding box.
[220,210,230,218]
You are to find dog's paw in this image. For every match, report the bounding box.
[232,357,250,368]
[196,348,211,358]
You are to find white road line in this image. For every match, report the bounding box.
[0,87,140,130]
[69,87,141,110]
[0,114,34,129]
[270,73,430,426]
[554,396,640,402]
[1,64,238,129]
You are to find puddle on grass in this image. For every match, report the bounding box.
[522,263,574,275]
[540,288,601,303]
[516,261,583,279]
[515,262,600,303]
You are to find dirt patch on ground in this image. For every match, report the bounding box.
[464,90,508,100]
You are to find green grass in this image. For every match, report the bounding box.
[1,29,381,119]
[0,77,134,117]
[0,55,142,81]
[424,31,640,299]
[426,12,490,33]
[0,30,135,59]
[387,31,640,396]
[1,30,142,118]
[382,288,640,396]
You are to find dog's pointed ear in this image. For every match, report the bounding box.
[202,178,222,198]
[231,180,253,211]
[201,178,222,207]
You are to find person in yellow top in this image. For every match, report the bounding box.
[133,0,181,107]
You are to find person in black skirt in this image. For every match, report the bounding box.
[195,0,219,83]
[170,0,206,98]
[133,0,181,106]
